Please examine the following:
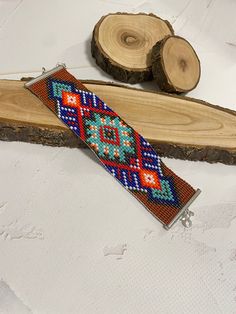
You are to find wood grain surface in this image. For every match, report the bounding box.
[91,13,174,83]
[0,79,235,164]
[151,35,201,93]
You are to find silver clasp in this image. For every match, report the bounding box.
[41,63,66,75]
[181,209,194,228]
[56,62,66,68]
[25,64,67,88]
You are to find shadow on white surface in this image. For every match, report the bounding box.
[0,280,32,314]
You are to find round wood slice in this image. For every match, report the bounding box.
[91,13,174,84]
[151,35,201,93]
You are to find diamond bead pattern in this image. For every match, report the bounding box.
[26,67,197,227]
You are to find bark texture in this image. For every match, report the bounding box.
[91,12,174,84]
[0,79,235,165]
[151,35,201,93]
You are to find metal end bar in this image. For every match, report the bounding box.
[164,188,201,230]
[24,65,65,88]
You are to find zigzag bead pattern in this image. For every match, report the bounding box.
[25,66,199,229]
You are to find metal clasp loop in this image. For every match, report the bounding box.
[181,209,194,228]
[41,63,66,75]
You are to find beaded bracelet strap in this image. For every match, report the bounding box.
[25,65,200,229]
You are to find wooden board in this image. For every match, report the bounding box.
[0,79,236,165]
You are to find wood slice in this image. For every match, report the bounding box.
[91,13,174,84]
[0,79,236,165]
[151,35,201,93]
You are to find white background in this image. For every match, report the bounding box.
[0,0,236,313]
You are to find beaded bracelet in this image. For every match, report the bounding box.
[25,65,200,229]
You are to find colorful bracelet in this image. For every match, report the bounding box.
[25,65,200,229]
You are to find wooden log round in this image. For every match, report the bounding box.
[91,12,174,84]
[151,35,201,93]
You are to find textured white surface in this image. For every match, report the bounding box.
[0,1,236,313]
[0,280,32,314]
